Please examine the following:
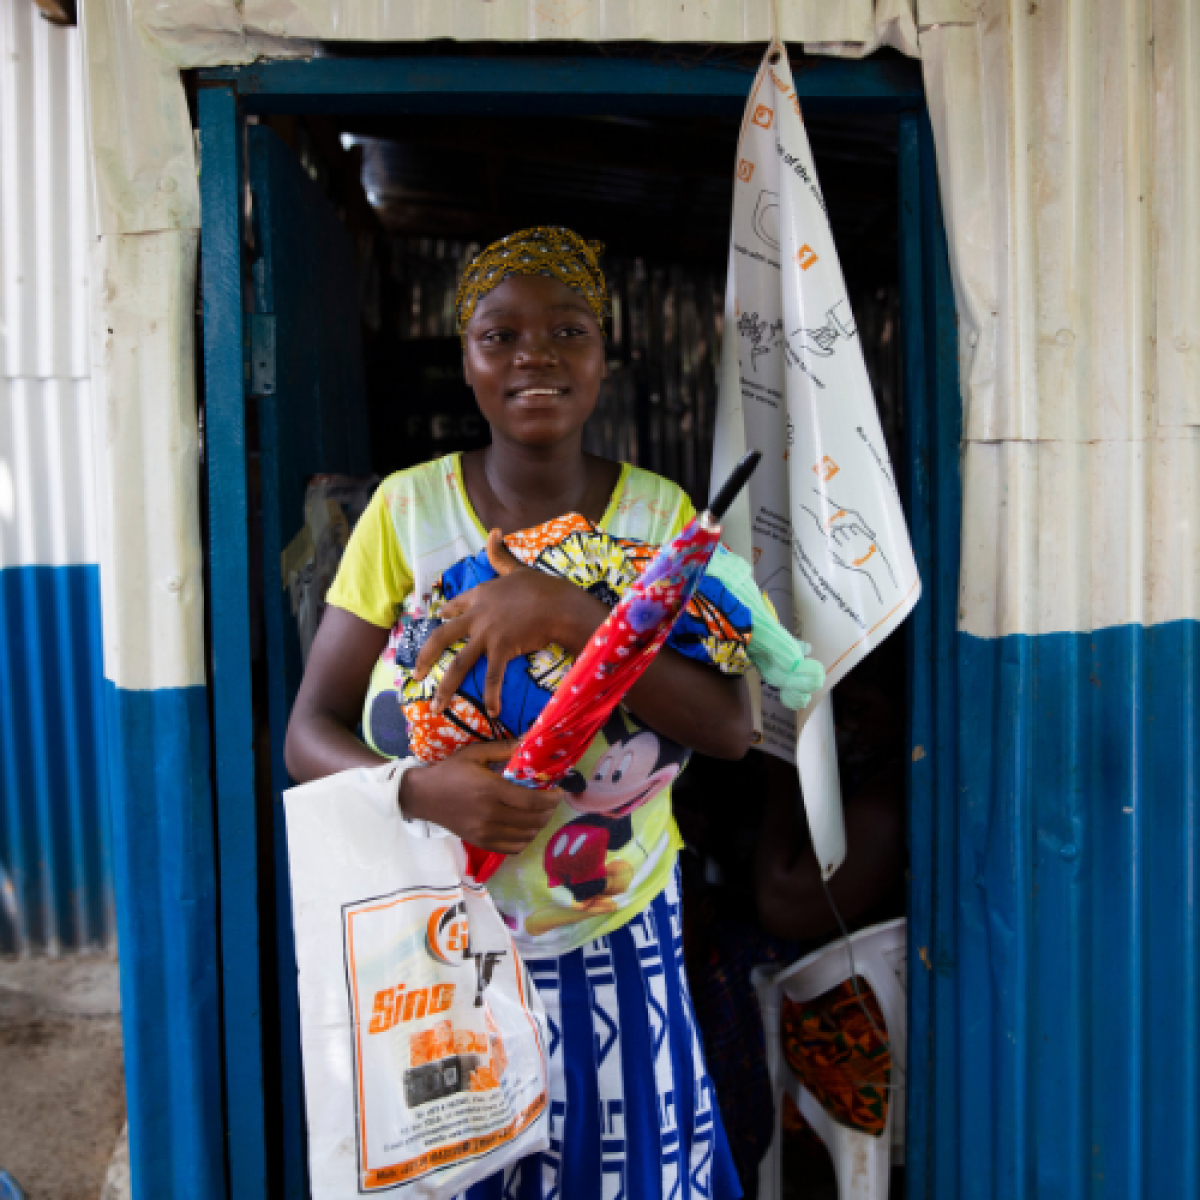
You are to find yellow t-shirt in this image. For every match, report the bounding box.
[326,453,695,957]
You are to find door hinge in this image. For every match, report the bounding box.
[247,312,276,397]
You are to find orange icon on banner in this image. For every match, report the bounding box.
[813,456,840,483]
[752,546,763,566]
[752,105,774,130]
[738,159,755,183]
[797,245,819,270]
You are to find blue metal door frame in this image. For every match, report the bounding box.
[198,82,270,1200]
[196,52,955,1200]
[247,123,376,1200]
[898,112,962,1197]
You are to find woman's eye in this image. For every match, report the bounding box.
[482,329,514,343]
[555,326,588,338]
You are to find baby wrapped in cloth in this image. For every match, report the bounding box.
[364,512,822,782]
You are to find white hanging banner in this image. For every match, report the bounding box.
[713,45,921,878]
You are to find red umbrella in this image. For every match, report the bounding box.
[465,452,761,884]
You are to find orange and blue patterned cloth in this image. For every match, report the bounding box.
[382,512,752,765]
[781,976,893,1136]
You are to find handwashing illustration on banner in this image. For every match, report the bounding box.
[712,45,920,878]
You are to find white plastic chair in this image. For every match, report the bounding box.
[753,918,907,1200]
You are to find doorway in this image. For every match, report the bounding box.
[196,47,957,1200]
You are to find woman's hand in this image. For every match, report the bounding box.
[414,528,606,716]
[399,740,564,854]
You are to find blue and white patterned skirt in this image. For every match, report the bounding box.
[459,872,743,1200]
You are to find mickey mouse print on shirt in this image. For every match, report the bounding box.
[353,504,753,955]
[523,711,690,938]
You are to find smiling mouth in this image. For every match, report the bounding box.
[509,387,569,399]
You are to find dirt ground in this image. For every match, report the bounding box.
[0,959,125,1200]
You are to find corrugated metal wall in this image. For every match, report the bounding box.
[0,2,112,955]
[937,1,1200,639]
[66,0,1200,1194]
[915,3,1200,1197]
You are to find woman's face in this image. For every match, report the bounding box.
[462,274,606,448]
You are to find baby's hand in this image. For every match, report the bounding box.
[414,529,606,716]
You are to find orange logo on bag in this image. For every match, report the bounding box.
[738,159,755,183]
[369,982,456,1034]
[426,902,468,965]
[752,105,774,130]
[797,244,819,270]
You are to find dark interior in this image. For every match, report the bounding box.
[253,110,901,506]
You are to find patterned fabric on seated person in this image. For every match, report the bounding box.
[780,976,892,1137]
[369,512,752,764]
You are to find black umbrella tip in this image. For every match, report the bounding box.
[707,450,762,520]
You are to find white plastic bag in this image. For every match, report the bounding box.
[285,761,550,1197]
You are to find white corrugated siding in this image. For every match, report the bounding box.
[0,377,97,569]
[0,3,112,955]
[0,0,91,385]
[1,0,94,553]
[91,228,207,694]
[918,0,1200,638]
[236,0,872,45]
[0,0,95,565]
[0,0,96,583]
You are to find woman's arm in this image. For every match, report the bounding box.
[284,606,563,852]
[285,607,392,782]
[415,530,754,760]
[626,648,752,761]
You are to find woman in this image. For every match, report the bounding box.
[286,227,751,1198]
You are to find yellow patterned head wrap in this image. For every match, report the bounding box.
[456,226,609,339]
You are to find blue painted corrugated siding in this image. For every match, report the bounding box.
[104,681,225,1200]
[945,620,1199,1199]
[0,564,113,954]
